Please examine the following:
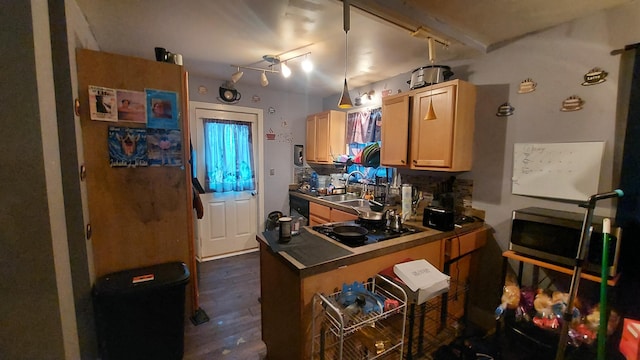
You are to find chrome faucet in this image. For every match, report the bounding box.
[345,170,366,185]
[345,170,367,196]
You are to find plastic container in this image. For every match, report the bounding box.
[279,216,292,242]
[402,184,412,221]
[93,262,190,360]
[310,172,318,189]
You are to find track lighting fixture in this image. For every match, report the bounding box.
[229,51,312,87]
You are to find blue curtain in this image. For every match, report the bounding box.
[203,119,255,192]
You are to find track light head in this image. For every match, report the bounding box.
[301,56,313,73]
[260,72,269,87]
[231,67,243,83]
[281,62,291,78]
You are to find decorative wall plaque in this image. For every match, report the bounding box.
[560,95,585,111]
[496,102,515,116]
[582,67,608,86]
[517,78,537,94]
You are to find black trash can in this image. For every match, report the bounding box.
[93,262,190,360]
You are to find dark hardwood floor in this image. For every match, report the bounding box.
[183,251,267,360]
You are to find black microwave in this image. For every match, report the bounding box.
[509,207,622,277]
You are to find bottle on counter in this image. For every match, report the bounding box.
[310,172,318,190]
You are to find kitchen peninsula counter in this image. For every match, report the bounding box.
[257,220,485,278]
[258,208,489,359]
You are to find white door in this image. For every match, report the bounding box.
[190,101,264,260]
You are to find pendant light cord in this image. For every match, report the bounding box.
[343,0,350,80]
[344,33,348,79]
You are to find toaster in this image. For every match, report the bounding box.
[423,206,455,231]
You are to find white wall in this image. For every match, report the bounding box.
[457,8,634,324]
[462,9,629,249]
[187,76,323,219]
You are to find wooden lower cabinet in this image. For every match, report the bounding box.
[329,208,358,222]
[308,202,358,226]
[309,202,330,225]
[442,229,487,320]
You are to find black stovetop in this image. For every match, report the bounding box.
[312,220,422,248]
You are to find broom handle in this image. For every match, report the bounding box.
[597,218,611,360]
[555,189,622,360]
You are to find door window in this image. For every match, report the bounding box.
[203,119,255,192]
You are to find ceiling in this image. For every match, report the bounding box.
[75,0,631,97]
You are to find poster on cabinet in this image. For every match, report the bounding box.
[116,89,146,123]
[147,128,183,166]
[89,85,117,122]
[146,89,179,129]
[108,126,148,167]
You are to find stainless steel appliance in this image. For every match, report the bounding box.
[423,206,455,231]
[408,65,454,89]
[289,195,309,226]
[509,207,622,276]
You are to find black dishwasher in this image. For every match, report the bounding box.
[289,194,309,226]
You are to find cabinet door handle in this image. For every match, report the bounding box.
[401,160,405,164]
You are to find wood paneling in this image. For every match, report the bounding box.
[76,49,193,311]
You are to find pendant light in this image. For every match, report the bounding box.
[338,0,353,109]
[424,38,438,121]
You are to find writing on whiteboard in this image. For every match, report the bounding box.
[512,142,605,201]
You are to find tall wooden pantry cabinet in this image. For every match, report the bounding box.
[76,49,196,314]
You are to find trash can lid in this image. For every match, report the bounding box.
[93,262,190,296]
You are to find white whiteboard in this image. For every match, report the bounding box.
[512,142,605,201]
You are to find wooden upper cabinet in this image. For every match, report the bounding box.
[410,80,476,171]
[380,93,410,167]
[305,110,346,164]
[305,115,317,162]
[379,79,476,172]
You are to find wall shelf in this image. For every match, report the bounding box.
[502,250,619,286]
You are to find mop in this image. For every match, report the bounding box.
[554,189,623,360]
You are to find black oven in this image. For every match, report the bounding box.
[509,207,622,277]
[289,194,309,226]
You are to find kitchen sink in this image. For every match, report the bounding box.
[318,194,360,202]
[336,199,370,207]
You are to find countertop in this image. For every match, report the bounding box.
[258,191,487,277]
